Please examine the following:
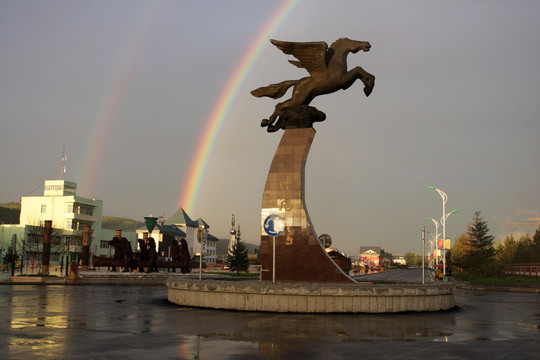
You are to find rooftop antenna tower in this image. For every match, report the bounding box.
[60,145,67,180]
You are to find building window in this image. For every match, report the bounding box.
[41,204,47,213]
[65,219,73,230]
[100,240,110,249]
[27,234,42,244]
[65,204,73,213]
[78,205,93,216]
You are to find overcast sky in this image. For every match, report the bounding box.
[1,0,539,256]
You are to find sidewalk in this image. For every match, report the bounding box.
[4,270,539,292]
[0,272,12,283]
[2,269,256,285]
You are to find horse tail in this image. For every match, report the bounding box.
[251,80,297,99]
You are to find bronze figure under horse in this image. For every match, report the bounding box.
[251,38,375,132]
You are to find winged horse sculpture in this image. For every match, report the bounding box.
[251,38,375,132]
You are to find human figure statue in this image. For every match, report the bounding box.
[179,238,191,274]
[171,239,181,273]
[108,236,124,272]
[121,237,134,272]
[251,38,375,132]
[146,237,158,273]
[137,238,148,273]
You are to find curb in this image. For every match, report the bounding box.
[2,271,257,286]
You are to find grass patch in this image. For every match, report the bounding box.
[454,272,540,286]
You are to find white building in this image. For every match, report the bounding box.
[21,180,102,240]
[1,179,102,267]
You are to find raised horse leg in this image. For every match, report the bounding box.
[341,66,375,96]
[265,99,294,132]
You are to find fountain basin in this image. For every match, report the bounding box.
[167,279,455,313]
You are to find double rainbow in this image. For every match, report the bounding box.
[76,0,301,215]
[177,0,301,215]
[78,1,159,197]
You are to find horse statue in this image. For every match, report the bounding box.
[251,38,375,132]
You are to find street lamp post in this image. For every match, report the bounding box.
[427,217,440,267]
[440,209,458,276]
[422,227,425,284]
[429,186,458,277]
[428,238,435,267]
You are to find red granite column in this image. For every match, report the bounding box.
[260,127,354,283]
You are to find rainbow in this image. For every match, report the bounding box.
[77,2,159,197]
[178,0,301,215]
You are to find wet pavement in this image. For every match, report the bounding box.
[0,284,539,359]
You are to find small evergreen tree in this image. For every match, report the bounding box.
[227,226,248,274]
[463,211,497,275]
[2,246,19,266]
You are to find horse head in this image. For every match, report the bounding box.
[332,38,371,54]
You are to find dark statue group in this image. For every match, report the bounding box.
[108,236,191,274]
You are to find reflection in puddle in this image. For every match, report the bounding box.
[174,335,257,360]
[228,312,456,343]
[3,286,539,359]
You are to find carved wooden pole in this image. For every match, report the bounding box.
[80,224,91,271]
[41,220,52,274]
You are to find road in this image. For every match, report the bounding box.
[0,283,538,359]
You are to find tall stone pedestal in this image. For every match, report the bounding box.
[260,127,354,283]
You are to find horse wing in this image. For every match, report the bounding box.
[270,39,328,75]
[288,60,303,69]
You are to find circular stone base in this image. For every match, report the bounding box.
[167,279,455,313]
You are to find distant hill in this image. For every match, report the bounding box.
[101,216,145,232]
[0,202,21,224]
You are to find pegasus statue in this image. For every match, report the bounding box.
[251,38,375,132]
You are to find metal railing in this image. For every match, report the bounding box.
[504,263,540,277]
